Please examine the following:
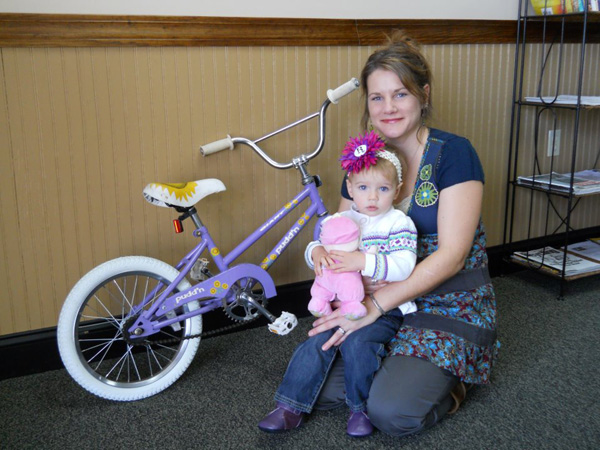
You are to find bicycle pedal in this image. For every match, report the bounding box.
[268,312,298,336]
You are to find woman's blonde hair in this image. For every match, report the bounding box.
[360,30,433,130]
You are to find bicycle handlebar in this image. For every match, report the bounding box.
[199,135,234,156]
[327,78,360,104]
[199,78,359,165]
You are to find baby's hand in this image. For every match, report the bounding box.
[328,250,365,273]
[312,246,335,277]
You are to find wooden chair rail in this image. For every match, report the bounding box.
[1,14,597,47]
[0,14,516,47]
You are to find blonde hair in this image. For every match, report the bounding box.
[360,30,432,131]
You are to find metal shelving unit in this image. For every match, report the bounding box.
[503,0,600,296]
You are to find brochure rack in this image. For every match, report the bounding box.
[503,0,600,296]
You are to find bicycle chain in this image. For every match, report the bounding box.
[137,314,259,347]
[133,269,264,346]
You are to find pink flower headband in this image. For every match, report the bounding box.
[339,131,403,183]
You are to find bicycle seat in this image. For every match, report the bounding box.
[143,179,226,208]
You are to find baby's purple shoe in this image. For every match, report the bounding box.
[258,402,304,433]
[347,411,373,437]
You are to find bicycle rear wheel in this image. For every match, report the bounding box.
[57,256,202,401]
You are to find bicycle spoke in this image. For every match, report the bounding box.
[151,341,178,355]
[131,276,138,309]
[156,327,183,341]
[125,345,142,381]
[114,351,128,381]
[78,316,121,333]
[83,295,121,328]
[88,337,118,371]
[80,338,119,362]
[147,345,165,372]
[79,336,121,347]
[129,277,164,317]
[106,346,133,380]
[112,279,136,311]
[101,283,131,311]
[153,348,176,363]
[146,346,155,377]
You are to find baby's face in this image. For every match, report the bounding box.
[346,170,400,217]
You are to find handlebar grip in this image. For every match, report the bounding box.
[327,78,360,104]
[199,135,234,156]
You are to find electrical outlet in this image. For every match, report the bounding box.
[547,129,561,157]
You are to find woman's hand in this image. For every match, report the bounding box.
[307,275,387,352]
[308,300,379,351]
[363,276,389,295]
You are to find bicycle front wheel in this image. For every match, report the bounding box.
[57,256,202,401]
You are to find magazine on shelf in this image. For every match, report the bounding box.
[585,0,600,11]
[562,0,595,12]
[524,95,600,106]
[562,240,600,263]
[513,246,600,276]
[516,169,600,195]
[533,0,599,13]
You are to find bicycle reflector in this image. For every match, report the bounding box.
[173,219,184,234]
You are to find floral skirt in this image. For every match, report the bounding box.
[388,283,499,384]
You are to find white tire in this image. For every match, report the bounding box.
[57,256,202,401]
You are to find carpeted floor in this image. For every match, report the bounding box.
[1,271,599,449]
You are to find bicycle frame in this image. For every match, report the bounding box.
[126,171,328,339]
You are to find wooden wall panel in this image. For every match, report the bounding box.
[425,43,517,245]
[0,50,24,334]
[1,42,598,336]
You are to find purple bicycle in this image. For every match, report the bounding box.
[56,78,359,401]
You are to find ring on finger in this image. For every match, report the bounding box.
[337,327,346,335]
[371,278,378,285]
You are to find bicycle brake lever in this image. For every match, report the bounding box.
[268,311,298,336]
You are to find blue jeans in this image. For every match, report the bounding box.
[274,309,403,413]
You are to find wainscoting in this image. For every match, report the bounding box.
[1,14,599,339]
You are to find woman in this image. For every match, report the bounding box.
[259,31,499,437]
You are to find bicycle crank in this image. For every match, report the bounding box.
[223,278,271,322]
[221,277,298,335]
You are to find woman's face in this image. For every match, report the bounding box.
[366,69,427,143]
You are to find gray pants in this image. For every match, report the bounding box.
[315,354,459,436]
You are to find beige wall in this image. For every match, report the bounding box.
[0,0,520,20]
[1,42,599,336]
